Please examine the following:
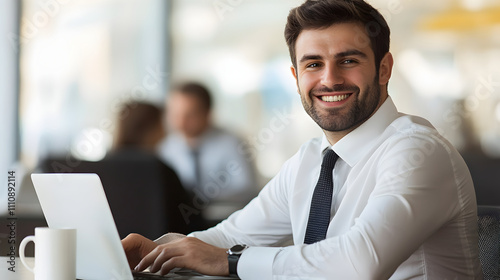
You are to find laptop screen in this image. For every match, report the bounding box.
[31,173,134,280]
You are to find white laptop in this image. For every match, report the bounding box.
[31,173,235,280]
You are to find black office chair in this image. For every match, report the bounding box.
[463,154,500,206]
[477,205,500,279]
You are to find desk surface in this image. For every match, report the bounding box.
[0,257,238,280]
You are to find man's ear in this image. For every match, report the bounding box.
[291,66,300,94]
[378,52,394,86]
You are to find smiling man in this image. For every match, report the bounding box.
[291,22,389,142]
[122,0,482,279]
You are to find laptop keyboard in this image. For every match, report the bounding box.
[132,270,240,279]
[133,270,198,279]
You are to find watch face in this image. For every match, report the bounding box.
[230,244,248,254]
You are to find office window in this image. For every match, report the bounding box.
[19,0,169,167]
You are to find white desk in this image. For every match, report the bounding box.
[1,256,34,280]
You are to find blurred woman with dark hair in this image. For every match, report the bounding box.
[114,102,166,151]
[101,101,196,236]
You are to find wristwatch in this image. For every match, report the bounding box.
[226,244,249,277]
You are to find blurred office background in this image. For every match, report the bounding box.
[2,0,500,251]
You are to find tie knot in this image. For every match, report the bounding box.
[322,149,338,168]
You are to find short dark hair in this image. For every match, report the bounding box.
[172,82,212,112]
[285,0,390,71]
[114,101,163,148]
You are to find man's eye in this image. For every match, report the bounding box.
[342,59,357,64]
[307,63,319,68]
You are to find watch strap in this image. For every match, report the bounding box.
[228,254,239,276]
[227,244,248,277]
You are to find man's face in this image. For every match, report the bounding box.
[291,22,388,133]
[167,92,210,139]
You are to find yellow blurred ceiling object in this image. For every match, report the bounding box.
[419,6,500,31]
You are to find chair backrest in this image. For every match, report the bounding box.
[464,155,500,206]
[39,152,190,239]
[478,205,500,279]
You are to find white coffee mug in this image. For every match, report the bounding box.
[19,227,77,280]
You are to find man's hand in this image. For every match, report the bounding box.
[135,237,229,276]
[121,233,158,269]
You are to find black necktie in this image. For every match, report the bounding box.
[304,149,339,244]
[190,148,201,190]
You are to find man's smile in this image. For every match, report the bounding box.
[319,93,352,102]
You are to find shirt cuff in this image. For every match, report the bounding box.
[238,247,282,280]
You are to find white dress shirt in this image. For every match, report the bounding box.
[162,97,482,279]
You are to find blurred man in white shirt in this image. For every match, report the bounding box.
[158,82,257,229]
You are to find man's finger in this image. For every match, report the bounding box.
[135,247,162,272]
[148,244,184,273]
[160,257,186,275]
[122,234,144,269]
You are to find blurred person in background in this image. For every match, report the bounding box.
[107,101,194,234]
[158,82,258,228]
[113,101,167,153]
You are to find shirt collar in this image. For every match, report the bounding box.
[320,96,400,166]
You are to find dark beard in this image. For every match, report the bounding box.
[301,77,381,132]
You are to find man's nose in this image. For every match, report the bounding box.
[321,64,344,88]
